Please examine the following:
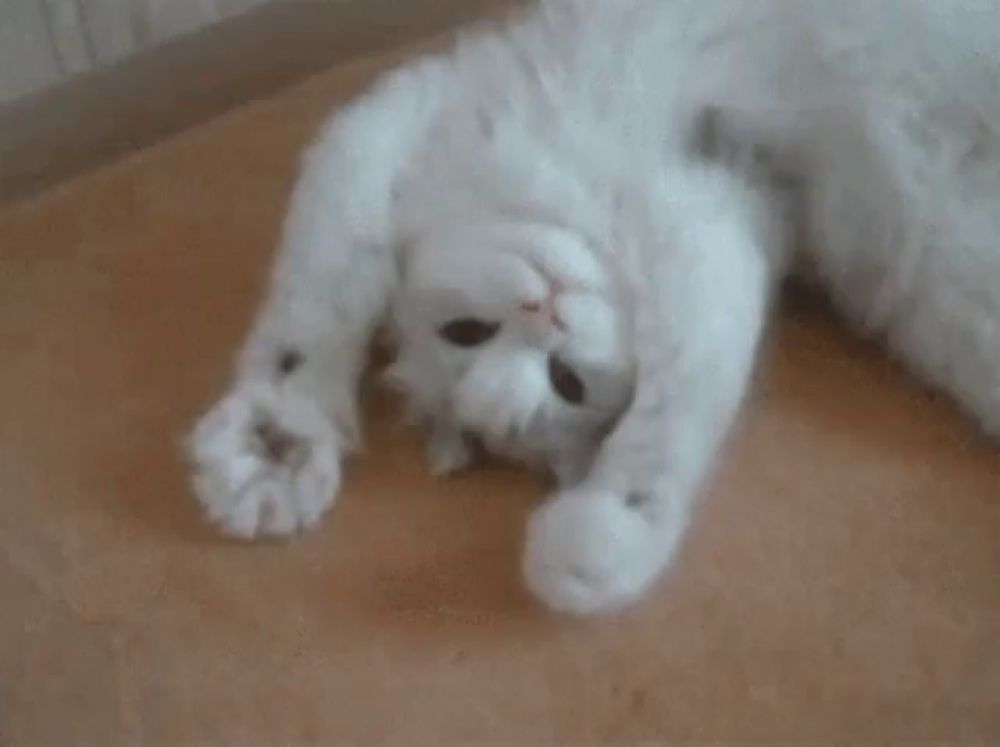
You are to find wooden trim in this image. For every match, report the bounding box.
[0,0,517,206]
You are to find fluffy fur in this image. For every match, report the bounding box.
[187,0,1000,614]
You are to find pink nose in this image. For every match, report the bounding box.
[519,293,565,331]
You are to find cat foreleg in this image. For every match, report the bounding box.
[523,170,781,614]
[186,61,446,538]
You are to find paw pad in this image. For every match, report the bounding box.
[251,418,309,468]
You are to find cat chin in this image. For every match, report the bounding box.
[415,406,600,486]
[383,334,616,483]
[385,361,604,483]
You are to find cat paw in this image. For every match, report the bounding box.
[523,487,674,615]
[186,382,341,539]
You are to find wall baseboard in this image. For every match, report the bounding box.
[0,0,517,206]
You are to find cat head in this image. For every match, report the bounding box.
[385,219,636,480]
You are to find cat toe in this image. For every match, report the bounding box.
[187,382,341,539]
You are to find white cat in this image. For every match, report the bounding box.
[187,0,1000,615]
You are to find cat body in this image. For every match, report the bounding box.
[188,0,1000,614]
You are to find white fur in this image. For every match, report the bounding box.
[187,382,342,537]
[524,485,681,615]
[188,0,1000,614]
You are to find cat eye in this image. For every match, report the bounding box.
[438,318,501,348]
[548,354,586,405]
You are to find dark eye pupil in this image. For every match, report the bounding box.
[548,355,586,405]
[438,318,501,347]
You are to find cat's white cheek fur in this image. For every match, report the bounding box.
[425,421,476,477]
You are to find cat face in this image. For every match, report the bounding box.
[386,220,636,479]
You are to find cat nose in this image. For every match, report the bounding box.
[519,293,565,331]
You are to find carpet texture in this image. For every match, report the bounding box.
[2,47,998,745]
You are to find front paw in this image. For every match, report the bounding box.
[523,486,681,615]
[186,382,342,539]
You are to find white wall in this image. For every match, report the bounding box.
[0,0,273,104]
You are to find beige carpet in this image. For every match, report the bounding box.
[2,47,999,746]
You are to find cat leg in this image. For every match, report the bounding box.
[523,169,783,614]
[843,241,1000,439]
[801,116,1000,439]
[187,61,446,538]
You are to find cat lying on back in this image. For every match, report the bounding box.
[187,0,1000,615]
